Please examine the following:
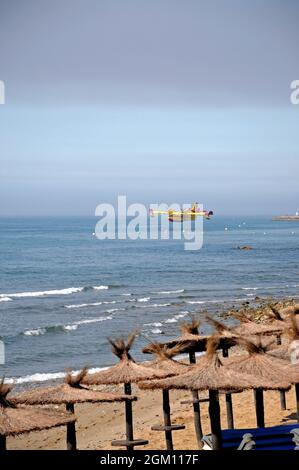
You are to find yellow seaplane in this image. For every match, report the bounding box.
[149,203,213,222]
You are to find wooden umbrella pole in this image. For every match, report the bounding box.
[254,389,265,428]
[188,351,203,445]
[295,383,299,423]
[225,393,234,429]
[276,334,287,410]
[66,402,77,451]
[162,389,173,450]
[124,382,134,451]
[280,390,287,410]
[222,347,234,429]
[0,435,6,451]
[277,331,286,410]
[208,390,222,450]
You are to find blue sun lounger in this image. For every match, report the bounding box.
[202,424,299,450]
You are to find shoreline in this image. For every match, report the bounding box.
[5,296,299,391]
[6,296,299,450]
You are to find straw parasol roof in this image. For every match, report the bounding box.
[271,304,299,319]
[11,368,136,405]
[231,312,285,337]
[0,382,74,437]
[142,316,236,354]
[82,333,173,386]
[225,338,295,387]
[139,337,277,392]
[141,342,192,375]
[267,313,299,361]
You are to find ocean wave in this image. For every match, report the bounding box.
[1,285,109,299]
[186,300,206,304]
[63,325,78,331]
[164,312,188,324]
[69,316,113,326]
[175,313,188,319]
[153,289,185,294]
[241,287,259,291]
[105,308,125,313]
[0,296,12,302]
[65,300,117,309]
[151,328,163,334]
[23,315,113,337]
[145,322,163,327]
[141,303,171,308]
[23,328,46,336]
[137,297,150,302]
[5,366,110,385]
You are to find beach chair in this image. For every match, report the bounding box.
[202,424,299,450]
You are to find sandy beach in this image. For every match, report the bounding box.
[8,384,298,450]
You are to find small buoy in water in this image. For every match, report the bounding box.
[92,232,96,236]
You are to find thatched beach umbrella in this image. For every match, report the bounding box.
[82,333,172,450]
[0,381,75,450]
[230,311,288,409]
[262,315,299,422]
[141,342,191,450]
[205,315,245,430]
[143,322,236,355]
[139,337,274,450]
[12,368,133,450]
[231,312,285,338]
[226,339,293,428]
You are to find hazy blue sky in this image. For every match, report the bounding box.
[0,0,298,215]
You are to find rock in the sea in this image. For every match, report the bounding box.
[236,245,253,250]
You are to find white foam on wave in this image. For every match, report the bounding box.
[23,328,46,336]
[145,322,163,327]
[241,287,259,291]
[151,303,171,307]
[63,325,78,331]
[121,293,132,296]
[164,312,188,324]
[6,287,85,298]
[68,316,113,327]
[2,285,109,299]
[65,300,117,309]
[139,303,171,309]
[151,328,163,334]
[0,296,12,302]
[186,298,248,305]
[153,289,185,294]
[175,313,188,319]
[106,308,125,313]
[137,297,150,302]
[65,302,103,309]
[5,366,110,385]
